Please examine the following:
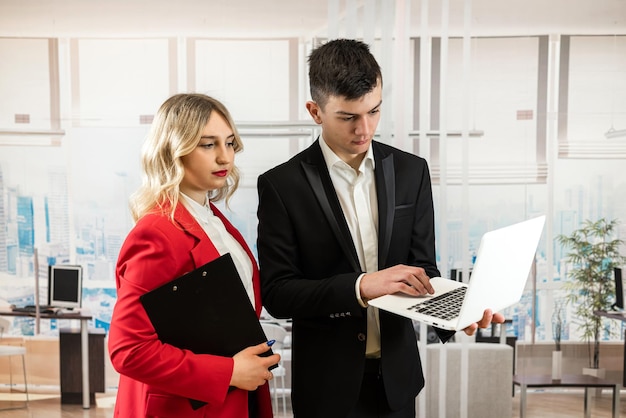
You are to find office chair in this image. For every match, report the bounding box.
[0,316,29,410]
[261,322,290,416]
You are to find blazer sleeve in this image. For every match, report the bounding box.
[257,171,364,320]
[108,219,233,407]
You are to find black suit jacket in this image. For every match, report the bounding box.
[257,139,442,418]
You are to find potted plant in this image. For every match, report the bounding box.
[551,300,564,380]
[556,218,625,374]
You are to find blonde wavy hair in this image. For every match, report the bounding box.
[130,94,243,222]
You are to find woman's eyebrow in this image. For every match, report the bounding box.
[200,133,235,140]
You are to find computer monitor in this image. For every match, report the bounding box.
[48,264,83,309]
[613,267,624,311]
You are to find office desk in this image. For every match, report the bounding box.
[0,308,93,409]
[513,374,620,418]
[595,310,626,386]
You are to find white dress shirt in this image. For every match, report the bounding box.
[319,138,381,357]
[180,193,256,309]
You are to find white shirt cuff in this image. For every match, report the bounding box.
[355,273,368,308]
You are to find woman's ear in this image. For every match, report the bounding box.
[305,101,323,125]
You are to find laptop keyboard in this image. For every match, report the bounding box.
[407,286,467,320]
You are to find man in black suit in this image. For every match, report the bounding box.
[256,39,503,418]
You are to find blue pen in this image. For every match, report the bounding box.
[267,339,276,347]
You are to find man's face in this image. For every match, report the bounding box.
[306,82,382,168]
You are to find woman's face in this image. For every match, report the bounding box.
[179,111,235,204]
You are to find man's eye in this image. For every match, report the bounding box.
[342,116,354,121]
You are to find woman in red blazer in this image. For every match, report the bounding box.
[108,94,278,418]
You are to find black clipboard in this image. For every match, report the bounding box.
[140,253,275,410]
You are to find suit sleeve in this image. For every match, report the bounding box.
[257,172,365,320]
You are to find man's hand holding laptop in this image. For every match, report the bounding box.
[466,309,505,336]
[360,264,505,336]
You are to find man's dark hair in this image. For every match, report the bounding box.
[308,38,382,109]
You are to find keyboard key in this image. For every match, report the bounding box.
[407,287,466,320]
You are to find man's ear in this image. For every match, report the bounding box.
[306,101,323,125]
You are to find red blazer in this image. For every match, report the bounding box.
[109,202,272,418]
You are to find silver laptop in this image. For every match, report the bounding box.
[368,215,545,331]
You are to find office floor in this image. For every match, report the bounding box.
[0,389,624,417]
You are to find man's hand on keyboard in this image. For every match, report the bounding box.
[360,264,435,301]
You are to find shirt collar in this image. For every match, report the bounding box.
[319,136,375,173]
[180,192,212,221]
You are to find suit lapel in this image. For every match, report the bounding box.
[171,203,220,268]
[301,142,361,273]
[374,144,395,269]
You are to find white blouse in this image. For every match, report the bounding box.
[180,194,255,309]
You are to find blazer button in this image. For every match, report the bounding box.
[357,333,366,342]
